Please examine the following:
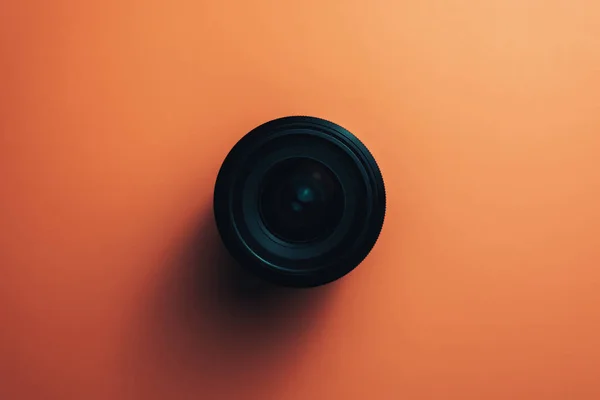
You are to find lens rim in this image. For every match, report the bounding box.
[213,116,386,288]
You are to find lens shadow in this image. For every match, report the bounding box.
[124,206,335,398]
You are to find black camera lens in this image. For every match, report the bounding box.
[213,116,386,288]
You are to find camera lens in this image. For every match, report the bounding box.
[259,158,344,243]
[214,116,386,288]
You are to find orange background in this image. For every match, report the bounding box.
[1,1,600,399]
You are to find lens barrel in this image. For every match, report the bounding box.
[213,116,386,288]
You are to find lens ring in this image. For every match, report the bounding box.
[214,116,386,288]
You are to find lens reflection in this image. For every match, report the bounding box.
[259,158,344,243]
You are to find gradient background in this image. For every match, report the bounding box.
[1,1,600,399]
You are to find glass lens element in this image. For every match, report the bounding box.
[259,158,345,243]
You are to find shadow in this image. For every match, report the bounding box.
[124,206,334,398]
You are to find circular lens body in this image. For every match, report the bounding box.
[213,116,386,288]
